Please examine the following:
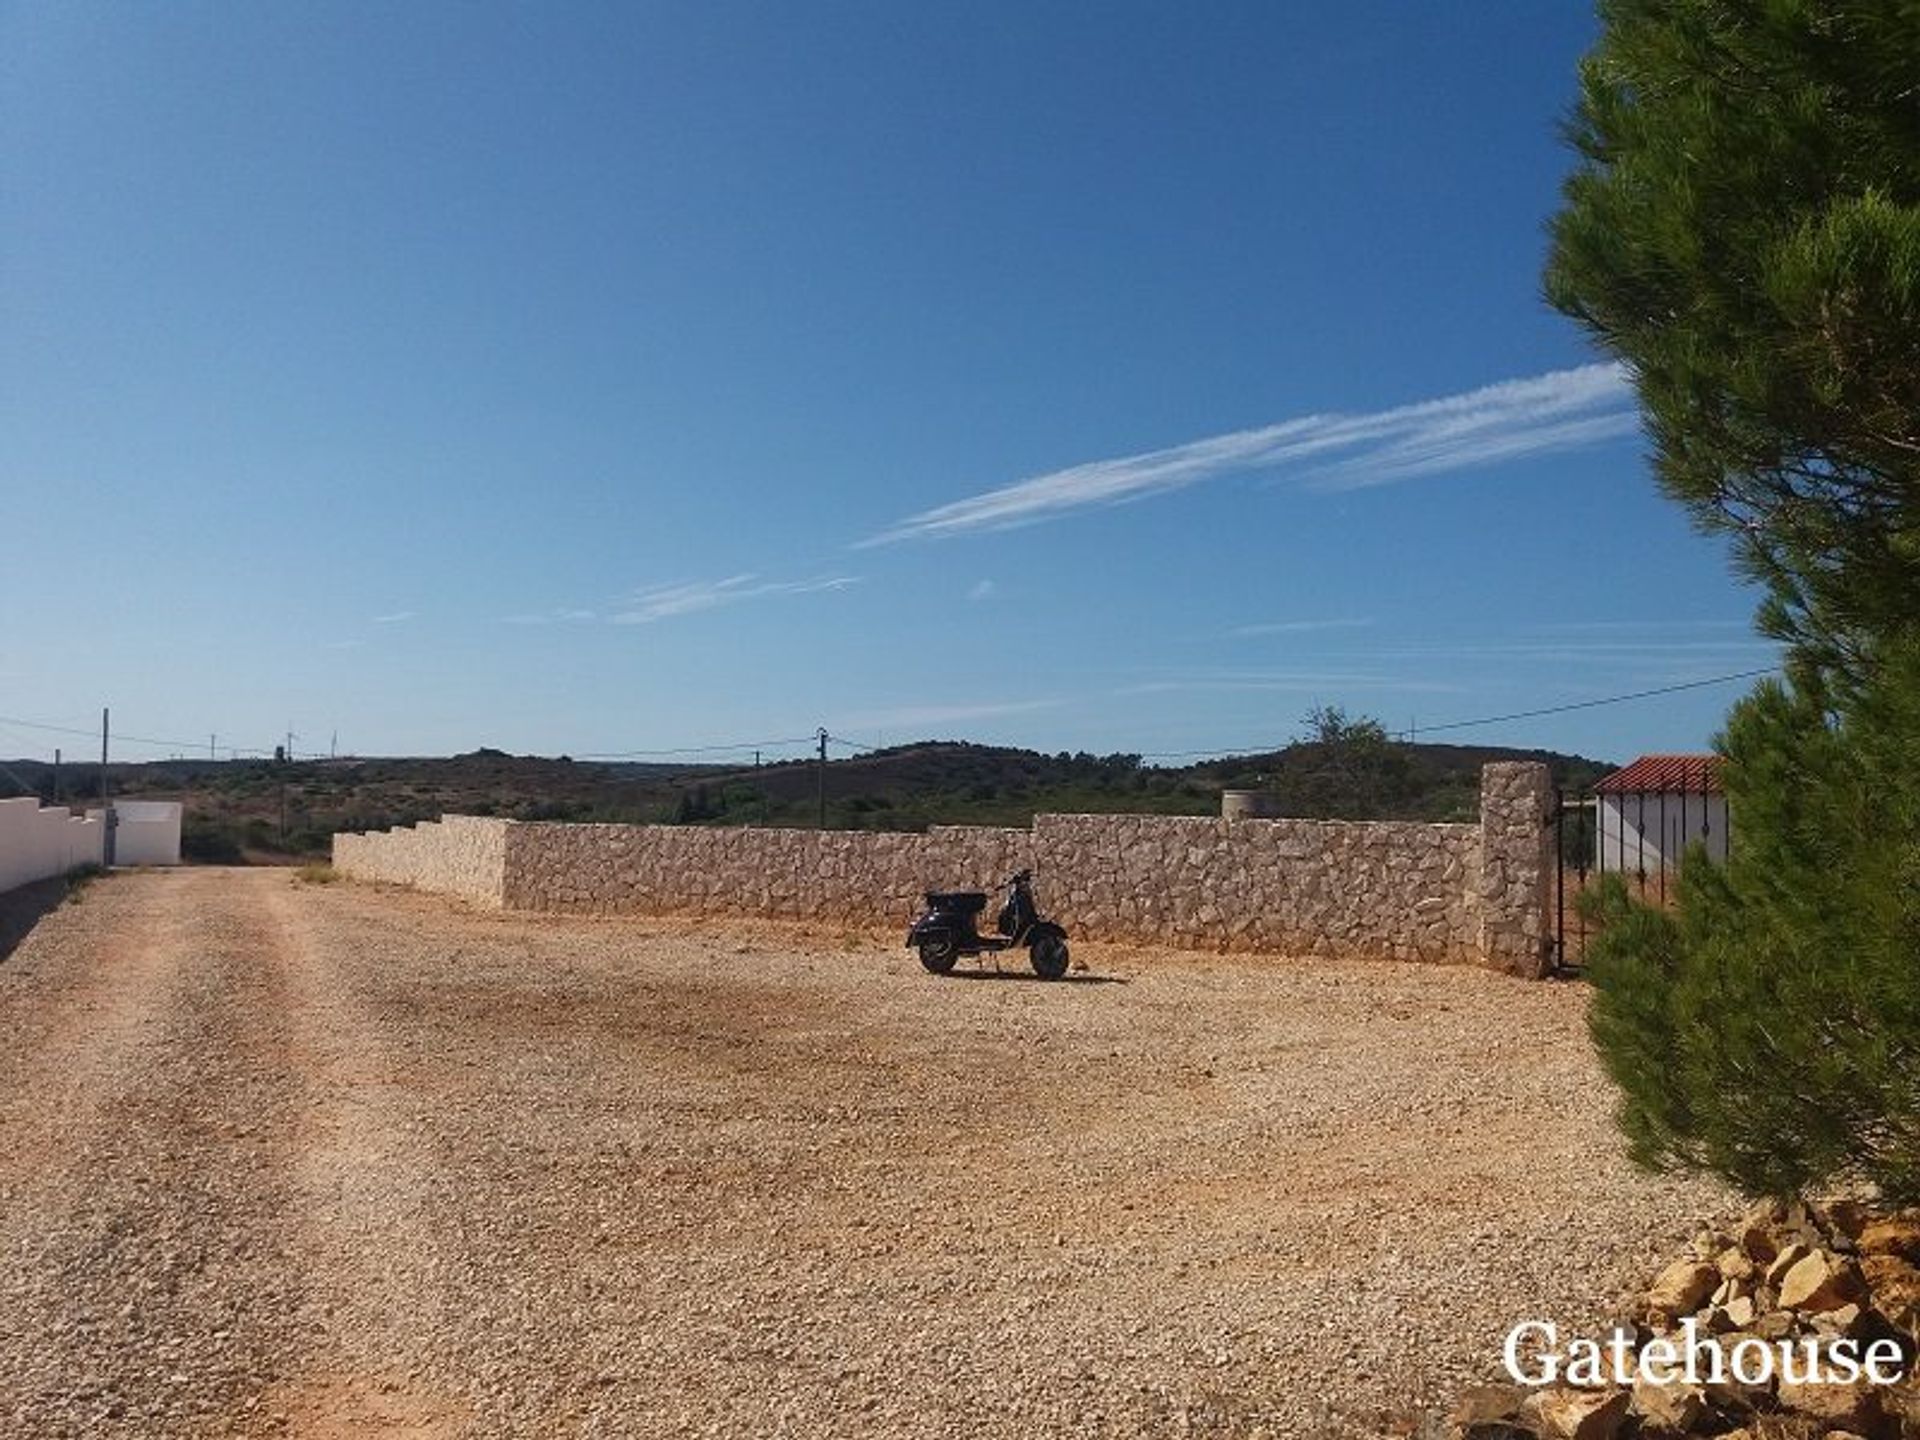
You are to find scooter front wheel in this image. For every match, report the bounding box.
[918,935,959,974]
[1030,934,1069,981]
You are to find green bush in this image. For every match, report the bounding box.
[181,820,245,864]
[62,863,106,903]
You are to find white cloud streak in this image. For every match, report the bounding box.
[1287,639,1778,664]
[1229,617,1374,638]
[503,608,599,626]
[862,362,1636,545]
[838,698,1061,729]
[1115,670,1469,697]
[1521,618,1755,634]
[372,610,416,625]
[609,574,859,625]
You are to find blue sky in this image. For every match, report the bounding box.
[1,2,1776,768]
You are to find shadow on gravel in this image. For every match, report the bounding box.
[943,969,1129,985]
[0,877,70,967]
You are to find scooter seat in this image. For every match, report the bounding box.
[925,890,988,914]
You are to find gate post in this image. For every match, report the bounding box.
[1477,762,1554,978]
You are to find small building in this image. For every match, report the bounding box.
[1594,754,1727,873]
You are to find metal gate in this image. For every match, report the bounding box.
[1548,787,1596,974]
[1547,762,1727,974]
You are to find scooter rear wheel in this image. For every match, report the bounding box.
[1030,934,1069,981]
[918,936,959,974]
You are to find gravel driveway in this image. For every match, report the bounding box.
[0,867,1727,1438]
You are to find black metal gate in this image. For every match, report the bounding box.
[1548,787,1594,974]
[1548,763,1727,974]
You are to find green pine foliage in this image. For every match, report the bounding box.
[1551,0,1920,1200]
[1583,637,1920,1201]
[1545,0,1920,675]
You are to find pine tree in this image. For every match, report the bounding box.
[1583,634,1920,1201]
[1550,0,1920,1200]
[1545,0,1920,681]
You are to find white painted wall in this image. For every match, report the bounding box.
[0,797,105,895]
[1597,791,1730,872]
[111,801,183,866]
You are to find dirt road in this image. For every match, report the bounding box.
[0,868,1726,1438]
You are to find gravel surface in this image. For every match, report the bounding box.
[0,867,1730,1438]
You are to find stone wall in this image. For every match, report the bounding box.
[332,763,1553,974]
[1036,812,1481,964]
[1474,762,1555,977]
[330,814,509,908]
[501,821,1029,925]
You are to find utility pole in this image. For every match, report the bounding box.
[209,733,216,761]
[52,747,60,806]
[331,729,337,760]
[816,728,828,831]
[277,724,291,847]
[100,708,115,865]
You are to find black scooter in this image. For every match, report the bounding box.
[907,869,1071,980]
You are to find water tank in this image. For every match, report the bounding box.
[1221,790,1282,821]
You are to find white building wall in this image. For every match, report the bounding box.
[1597,791,1730,872]
[68,813,103,870]
[110,801,183,866]
[0,797,106,895]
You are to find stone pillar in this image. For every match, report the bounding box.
[1477,762,1554,978]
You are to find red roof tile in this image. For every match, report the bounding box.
[1595,753,1723,795]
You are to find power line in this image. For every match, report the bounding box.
[0,719,61,755]
[1385,666,1778,739]
[1137,666,1780,760]
[0,710,279,757]
[0,756,45,798]
[0,666,1782,777]
[577,734,819,760]
[0,708,828,766]
[0,713,127,742]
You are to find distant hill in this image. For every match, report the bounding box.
[0,739,1615,863]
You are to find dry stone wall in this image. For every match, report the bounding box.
[500,821,1029,926]
[332,763,1553,974]
[1036,812,1481,964]
[1474,762,1555,978]
[330,815,509,908]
